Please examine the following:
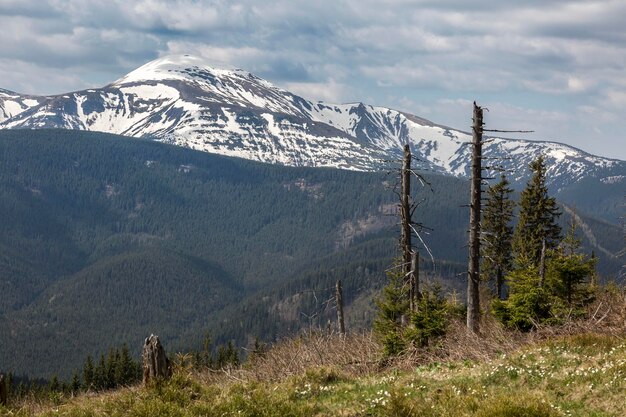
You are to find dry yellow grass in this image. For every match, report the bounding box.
[1,285,624,416]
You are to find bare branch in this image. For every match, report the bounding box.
[484,129,534,133]
[410,223,434,263]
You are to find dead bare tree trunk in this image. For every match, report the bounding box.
[409,250,420,311]
[336,280,345,336]
[467,102,483,333]
[401,144,413,325]
[401,144,412,277]
[590,251,597,286]
[142,334,172,385]
[0,374,7,406]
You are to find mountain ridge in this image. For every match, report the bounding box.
[1,54,623,191]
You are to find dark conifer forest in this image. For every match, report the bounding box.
[0,129,622,378]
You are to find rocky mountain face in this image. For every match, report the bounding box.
[1,55,624,190]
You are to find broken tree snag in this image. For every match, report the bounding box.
[409,250,420,312]
[0,373,6,406]
[401,144,412,280]
[336,280,346,336]
[467,102,483,333]
[142,334,172,385]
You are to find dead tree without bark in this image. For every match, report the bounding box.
[401,144,413,282]
[336,280,345,336]
[466,102,534,332]
[409,250,420,312]
[397,144,431,315]
[467,102,483,333]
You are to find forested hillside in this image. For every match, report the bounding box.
[0,129,622,378]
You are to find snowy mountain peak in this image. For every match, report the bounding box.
[112,54,263,87]
[0,57,623,189]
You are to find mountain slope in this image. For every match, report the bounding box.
[1,56,379,170]
[1,55,623,195]
[0,130,622,378]
[0,88,44,122]
[0,129,464,376]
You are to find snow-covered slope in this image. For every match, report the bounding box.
[0,89,45,123]
[1,55,623,188]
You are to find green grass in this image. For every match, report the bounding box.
[2,333,624,416]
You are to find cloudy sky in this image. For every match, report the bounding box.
[1,0,624,159]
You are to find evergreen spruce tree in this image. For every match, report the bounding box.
[545,219,596,314]
[202,332,213,368]
[493,156,562,330]
[494,214,597,329]
[6,373,13,398]
[70,372,81,395]
[48,375,60,392]
[491,265,552,330]
[94,354,107,391]
[373,265,409,356]
[105,348,119,389]
[405,284,449,347]
[481,174,515,299]
[115,344,134,386]
[493,221,596,329]
[82,355,95,391]
[216,345,228,368]
[512,156,561,267]
[193,351,203,370]
[225,341,240,367]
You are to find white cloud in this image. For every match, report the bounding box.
[567,76,594,93]
[0,59,89,95]
[283,80,353,103]
[603,90,626,108]
[165,42,265,68]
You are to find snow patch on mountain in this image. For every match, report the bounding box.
[600,175,624,184]
[114,55,250,85]
[0,89,44,122]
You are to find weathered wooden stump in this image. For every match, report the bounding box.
[142,334,171,385]
[0,373,7,406]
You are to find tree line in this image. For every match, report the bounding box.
[1,345,141,403]
[0,334,250,406]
